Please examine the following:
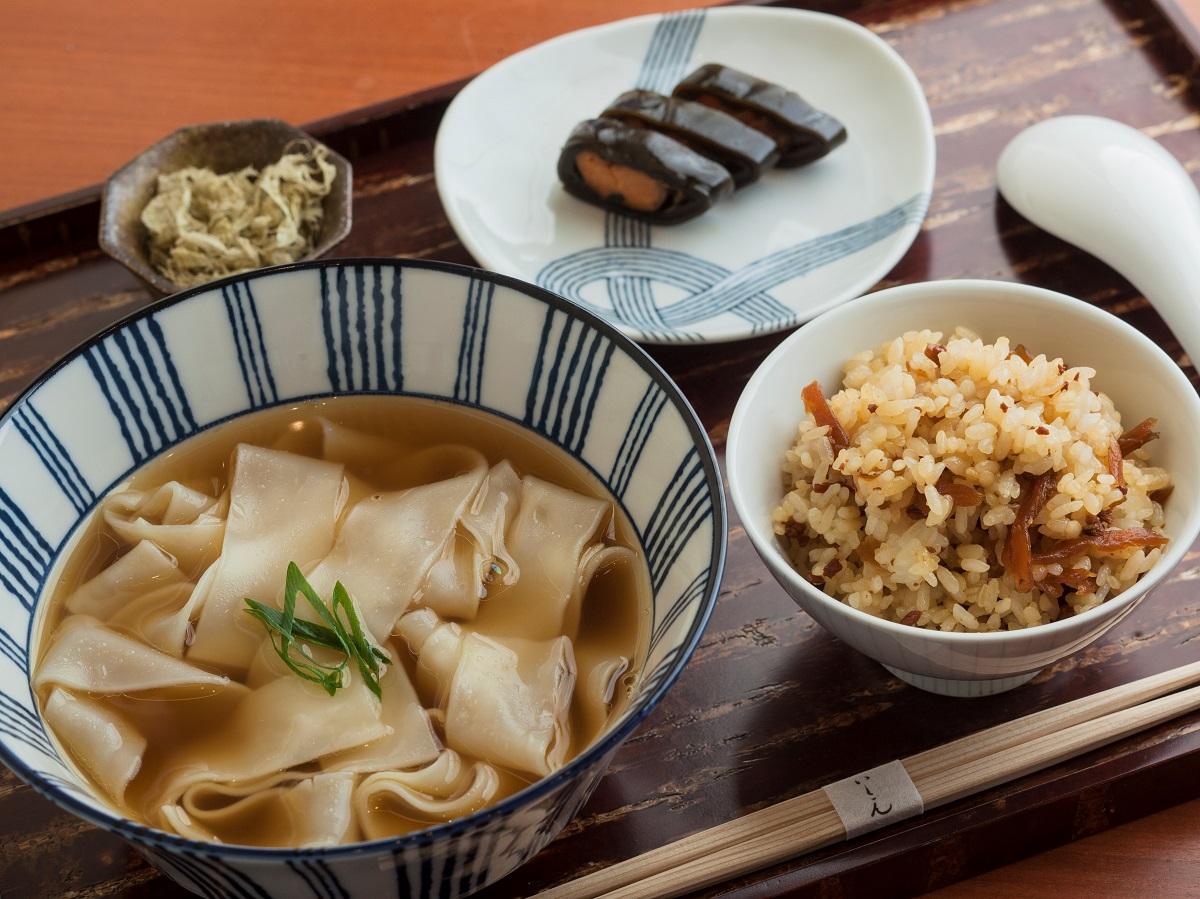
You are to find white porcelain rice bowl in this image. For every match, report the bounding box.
[727,279,1200,696]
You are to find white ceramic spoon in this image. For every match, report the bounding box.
[997,115,1200,364]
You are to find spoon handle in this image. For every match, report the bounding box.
[997,115,1200,366]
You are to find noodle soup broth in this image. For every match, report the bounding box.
[33,396,649,847]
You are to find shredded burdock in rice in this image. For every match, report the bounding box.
[773,328,1172,632]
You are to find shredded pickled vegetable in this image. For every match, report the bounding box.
[1032,528,1169,566]
[1039,565,1096,599]
[1047,567,1094,589]
[140,140,336,288]
[1003,471,1057,592]
[1107,438,1127,495]
[936,472,981,507]
[801,380,849,454]
[1118,418,1160,455]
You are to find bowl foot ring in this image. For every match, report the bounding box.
[883,665,1041,697]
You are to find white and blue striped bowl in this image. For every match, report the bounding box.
[729,279,1200,697]
[0,259,726,897]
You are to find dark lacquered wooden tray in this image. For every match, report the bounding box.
[2,0,1200,895]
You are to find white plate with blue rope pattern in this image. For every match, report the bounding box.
[435,6,935,345]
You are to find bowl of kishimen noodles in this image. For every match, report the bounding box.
[0,259,725,897]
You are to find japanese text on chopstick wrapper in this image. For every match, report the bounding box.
[822,760,924,839]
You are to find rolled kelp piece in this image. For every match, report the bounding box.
[602,90,780,187]
[558,118,734,223]
[673,64,847,167]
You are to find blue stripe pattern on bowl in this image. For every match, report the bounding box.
[0,259,726,898]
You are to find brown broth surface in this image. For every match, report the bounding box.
[35,396,650,842]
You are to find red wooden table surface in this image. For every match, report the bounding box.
[1,2,1199,897]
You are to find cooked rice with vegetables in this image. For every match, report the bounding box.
[773,328,1172,632]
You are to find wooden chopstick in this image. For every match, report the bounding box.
[921,682,1200,806]
[539,660,1200,899]
[905,659,1200,782]
[610,683,1200,899]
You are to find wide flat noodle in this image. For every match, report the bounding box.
[400,611,576,778]
[162,772,357,847]
[354,750,499,839]
[65,540,187,620]
[153,676,387,806]
[318,418,406,470]
[303,463,486,641]
[104,483,226,573]
[116,558,229,659]
[420,461,523,621]
[187,446,346,673]
[35,616,229,693]
[482,476,609,640]
[445,633,576,777]
[465,461,522,574]
[43,688,146,802]
[395,609,466,706]
[321,650,441,774]
[573,544,637,632]
[107,582,200,656]
[420,534,483,621]
[579,655,630,739]
[388,445,489,491]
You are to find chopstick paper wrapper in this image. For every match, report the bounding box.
[822,760,924,839]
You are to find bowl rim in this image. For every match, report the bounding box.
[0,256,728,859]
[728,277,1200,645]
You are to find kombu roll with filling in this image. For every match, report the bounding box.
[557,118,734,224]
[601,90,780,187]
[673,63,847,167]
